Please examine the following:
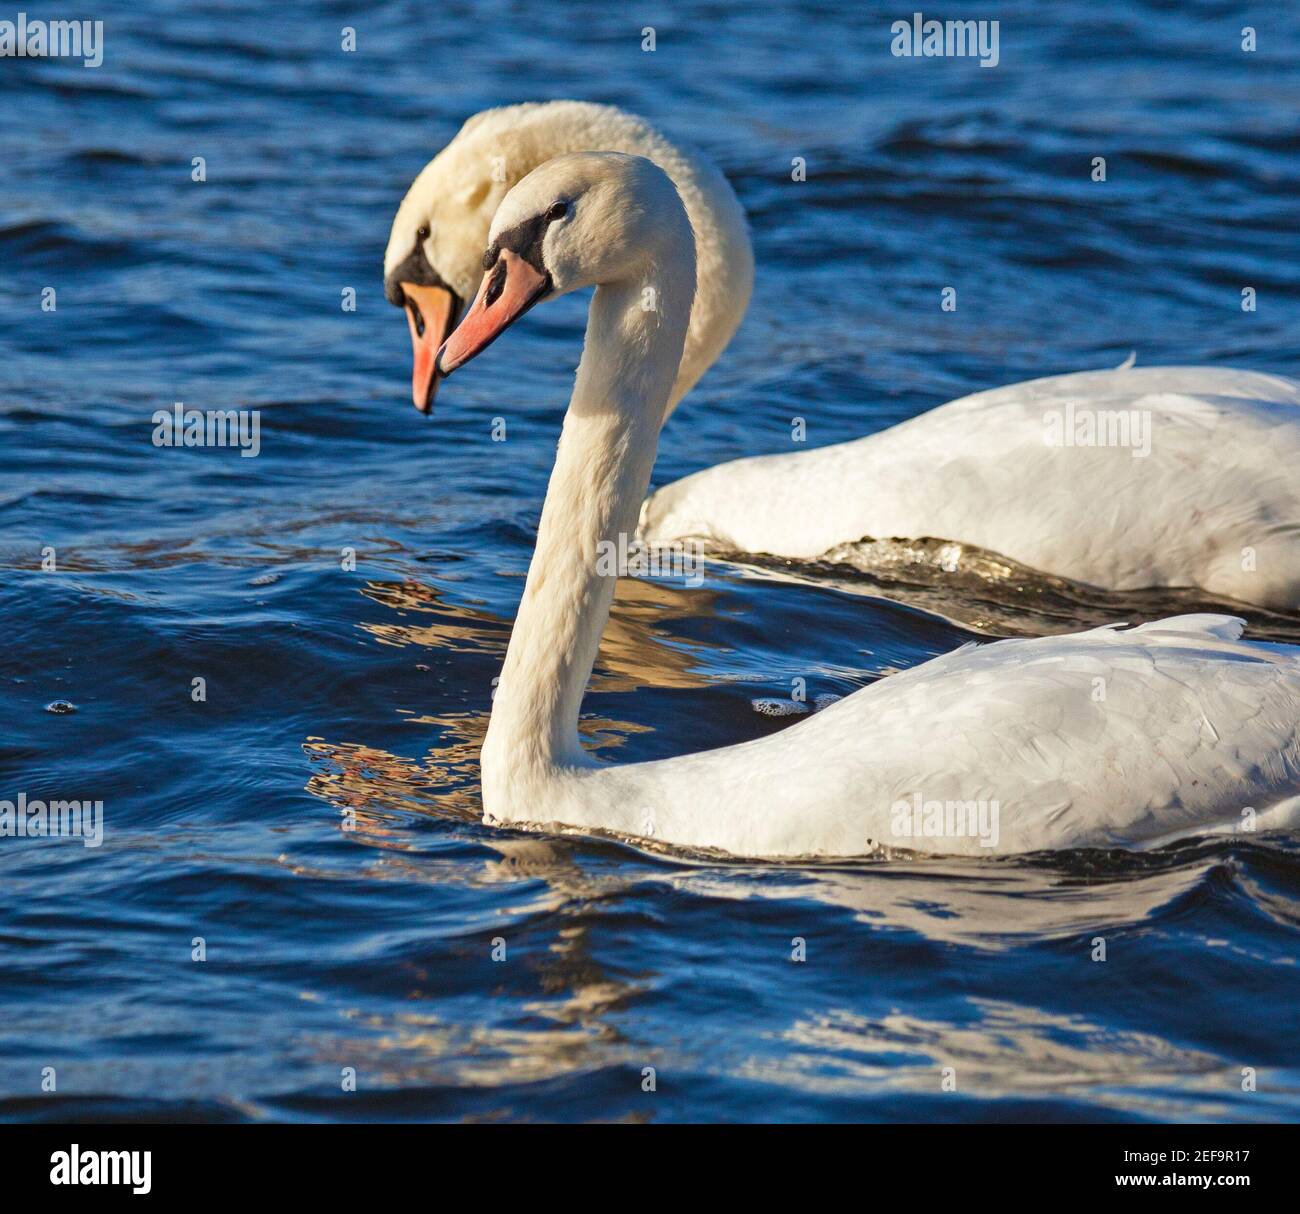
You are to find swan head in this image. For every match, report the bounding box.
[384,141,514,414]
[436,152,694,377]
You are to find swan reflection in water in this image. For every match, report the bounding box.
[299,573,1291,1115]
[721,537,1300,643]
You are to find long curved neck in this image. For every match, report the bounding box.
[481,266,691,796]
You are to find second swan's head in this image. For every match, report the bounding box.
[435,152,696,378]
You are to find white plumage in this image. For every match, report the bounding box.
[388,102,1300,610]
[642,366,1300,610]
[552,614,1300,857]
[436,153,1300,860]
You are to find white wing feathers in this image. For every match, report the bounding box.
[600,617,1300,857]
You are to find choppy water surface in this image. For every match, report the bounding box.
[2,1,1299,1121]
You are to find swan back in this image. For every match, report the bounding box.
[548,616,1300,857]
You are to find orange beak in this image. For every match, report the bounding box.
[400,283,459,413]
[436,250,551,377]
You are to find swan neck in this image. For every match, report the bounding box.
[482,271,691,787]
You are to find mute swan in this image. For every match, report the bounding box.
[431,151,1300,859]
[383,100,752,415]
[641,365,1300,611]
[386,102,1299,612]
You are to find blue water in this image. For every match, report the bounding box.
[3,1,1299,1122]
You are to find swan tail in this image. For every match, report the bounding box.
[1128,614,1247,641]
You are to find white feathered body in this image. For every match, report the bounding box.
[642,367,1300,609]
[438,153,1300,861]
[492,615,1300,858]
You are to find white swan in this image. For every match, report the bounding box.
[641,365,1300,611]
[431,151,1300,859]
[383,100,751,415]
[386,101,1299,612]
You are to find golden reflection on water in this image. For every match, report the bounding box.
[357,580,504,653]
[354,574,730,690]
[305,723,485,825]
[306,574,733,826]
[299,573,732,1103]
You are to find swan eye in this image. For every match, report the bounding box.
[416,225,430,242]
[546,202,568,222]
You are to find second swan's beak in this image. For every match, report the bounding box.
[436,250,551,377]
[399,283,460,414]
